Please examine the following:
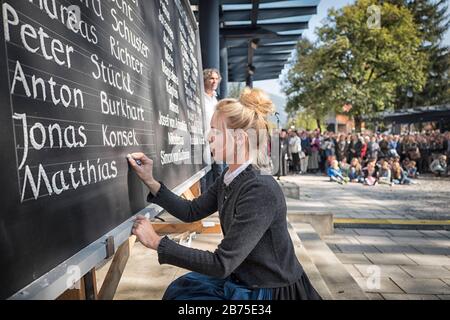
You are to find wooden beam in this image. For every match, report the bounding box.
[84,269,98,300]
[57,278,86,300]
[182,188,196,200]
[189,181,201,198]
[97,236,136,300]
[152,222,222,235]
[57,268,97,300]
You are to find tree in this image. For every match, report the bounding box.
[391,0,450,108]
[287,109,326,131]
[283,0,428,131]
[282,39,331,131]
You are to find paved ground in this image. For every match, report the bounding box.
[323,228,450,300]
[281,173,450,221]
[282,173,450,299]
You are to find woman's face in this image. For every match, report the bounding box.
[208,111,247,164]
[208,111,231,163]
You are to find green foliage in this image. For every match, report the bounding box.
[391,0,450,107]
[282,38,331,124]
[282,0,428,130]
[287,110,325,131]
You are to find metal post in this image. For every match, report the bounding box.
[220,37,228,99]
[275,112,281,180]
[199,0,220,70]
[246,73,253,88]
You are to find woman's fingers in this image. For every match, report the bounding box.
[129,153,152,165]
[129,152,145,160]
[127,154,142,170]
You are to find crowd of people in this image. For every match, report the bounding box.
[279,129,450,186]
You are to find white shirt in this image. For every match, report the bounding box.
[289,136,302,153]
[203,91,218,164]
[204,91,218,132]
[223,159,252,186]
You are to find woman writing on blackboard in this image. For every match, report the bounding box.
[127,88,321,300]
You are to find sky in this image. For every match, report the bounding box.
[254,0,450,100]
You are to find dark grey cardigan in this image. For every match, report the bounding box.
[149,165,304,288]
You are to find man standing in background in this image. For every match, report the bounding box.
[277,129,289,176]
[201,69,226,192]
[289,130,302,175]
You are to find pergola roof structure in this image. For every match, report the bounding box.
[375,105,450,124]
[190,0,320,82]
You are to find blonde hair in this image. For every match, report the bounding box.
[392,162,402,179]
[215,87,275,170]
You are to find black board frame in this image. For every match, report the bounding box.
[3,0,211,299]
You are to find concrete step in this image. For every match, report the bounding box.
[285,195,334,237]
[287,222,334,300]
[288,212,334,237]
[291,222,369,300]
[278,180,300,200]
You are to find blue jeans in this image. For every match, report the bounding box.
[162,272,272,300]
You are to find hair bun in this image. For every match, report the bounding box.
[239,87,275,117]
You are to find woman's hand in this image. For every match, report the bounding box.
[132,215,162,250]
[127,152,161,195]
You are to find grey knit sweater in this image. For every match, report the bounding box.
[149,165,304,288]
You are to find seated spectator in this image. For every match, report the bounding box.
[406,161,419,179]
[362,160,378,186]
[378,160,392,186]
[325,155,337,176]
[392,161,416,185]
[402,158,410,171]
[339,158,351,178]
[348,158,364,183]
[327,160,349,184]
[386,157,394,168]
[430,155,448,177]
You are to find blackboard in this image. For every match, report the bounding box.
[0,0,207,299]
